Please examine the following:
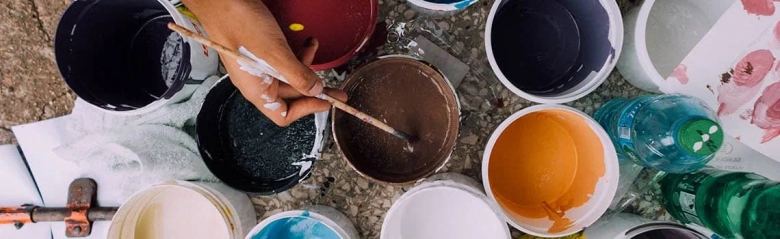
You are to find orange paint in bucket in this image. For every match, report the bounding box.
[488,109,605,233]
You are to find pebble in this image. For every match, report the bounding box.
[460,134,479,145]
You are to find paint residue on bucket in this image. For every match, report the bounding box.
[161,31,185,87]
[488,109,605,233]
[251,213,340,239]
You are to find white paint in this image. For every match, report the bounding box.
[237,46,288,83]
[133,187,230,239]
[264,102,281,111]
[381,173,509,239]
[292,160,312,177]
[260,94,274,103]
[281,111,288,117]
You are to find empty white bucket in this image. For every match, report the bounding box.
[618,0,736,92]
[108,181,256,239]
[381,173,511,239]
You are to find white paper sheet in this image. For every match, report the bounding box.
[0,144,52,239]
[662,1,780,162]
[13,117,121,239]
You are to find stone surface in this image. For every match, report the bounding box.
[1,0,668,237]
[0,0,74,144]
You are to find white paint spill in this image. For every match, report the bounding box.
[260,94,274,103]
[160,32,183,87]
[237,46,288,83]
[292,160,313,177]
[264,102,281,111]
[281,111,287,117]
[403,142,415,153]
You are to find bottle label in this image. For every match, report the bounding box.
[614,97,654,162]
[667,168,722,226]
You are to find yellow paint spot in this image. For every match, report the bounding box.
[289,23,305,31]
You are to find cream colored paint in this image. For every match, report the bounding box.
[133,187,230,239]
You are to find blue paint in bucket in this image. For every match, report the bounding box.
[251,212,340,239]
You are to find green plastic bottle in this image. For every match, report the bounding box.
[660,168,780,239]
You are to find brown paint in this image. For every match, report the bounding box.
[488,109,605,233]
[333,57,460,184]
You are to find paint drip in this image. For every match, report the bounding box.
[223,91,315,181]
[251,213,340,239]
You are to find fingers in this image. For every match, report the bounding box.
[297,38,319,66]
[263,38,324,97]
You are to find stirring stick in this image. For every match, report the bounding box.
[168,22,413,141]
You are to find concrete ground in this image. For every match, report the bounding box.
[0,0,75,144]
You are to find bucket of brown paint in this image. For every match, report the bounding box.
[481,104,619,237]
[332,56,460,184]
[263,0,378,70]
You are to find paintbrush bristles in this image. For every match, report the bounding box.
[167,22,413,141]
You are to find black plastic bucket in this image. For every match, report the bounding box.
[54,0,217,113]
[197,77,324,195]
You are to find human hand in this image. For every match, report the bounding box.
[182,0,347,126]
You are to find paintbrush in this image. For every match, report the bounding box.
[168,22,414,141]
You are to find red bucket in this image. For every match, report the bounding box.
[264,0,379,70]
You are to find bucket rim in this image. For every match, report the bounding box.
[330,55,461,185]
[380,173,511,238]
[245,208,352,239]
[484,0,624,104]
[480,104,620,237]
[107,181,242,239]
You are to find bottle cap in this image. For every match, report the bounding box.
[677,119,724,156]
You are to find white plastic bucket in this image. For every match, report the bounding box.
[246,206,359,239]
[617,0,735,92]
[584,213,707,238]
[485,0,623,104]
[54,0,219,116]
[482,104,619,237]
[381,173,511,239]
[108,181,256,239]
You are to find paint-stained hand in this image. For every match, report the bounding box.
[182,0,347,126]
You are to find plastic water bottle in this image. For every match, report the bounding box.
[660,168,780,239]
[593,94,724,173]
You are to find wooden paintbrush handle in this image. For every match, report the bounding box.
[169,22,410,140]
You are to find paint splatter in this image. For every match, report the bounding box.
[670,64,689,84]
[742,0,777,16]
[264,102,281,111]
[751,82,780,143]
[741,109,754,120]
[261,94,274,103]
[717,49,775,116]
